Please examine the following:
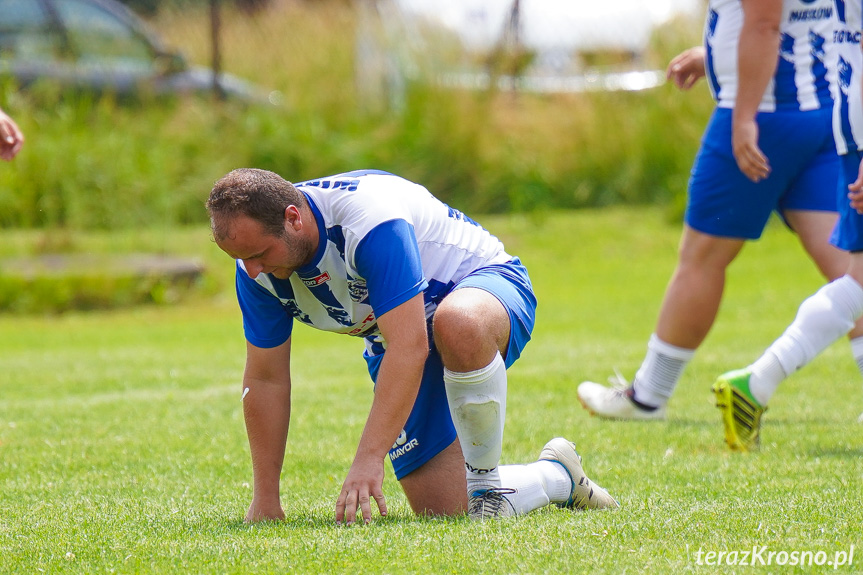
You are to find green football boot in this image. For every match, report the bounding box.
[712,369,766,452]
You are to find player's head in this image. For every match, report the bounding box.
[207,168,316,279]
[207,168,307,242]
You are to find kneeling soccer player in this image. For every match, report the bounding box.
[207,168,619,521]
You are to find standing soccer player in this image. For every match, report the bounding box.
[715,0,863,451]
[207,168,618,522]
[578,0,863,419]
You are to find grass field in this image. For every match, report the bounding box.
[1,207,862,573]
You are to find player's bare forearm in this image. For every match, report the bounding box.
[335,294,428,525]
[733,0,782,181]
[242,340,293,522]
[735,0,782,124]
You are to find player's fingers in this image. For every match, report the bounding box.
[344,490,359,526]
[335,491,347,525]
[357,490,374,524]
[753,150,770,180]
[736,144,769,182]
[373,491,388,518]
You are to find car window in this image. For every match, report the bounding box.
[0,0,65,61]
[52,0,154,72]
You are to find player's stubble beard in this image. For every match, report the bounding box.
[271,227,316,279]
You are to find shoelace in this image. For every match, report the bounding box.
[468,487,517,518]
[608,367,630,391]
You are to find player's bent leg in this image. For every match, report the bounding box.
[435,288,511,498]
[399,439,467,517]
[787,209,863,337]
[433,287,510,372]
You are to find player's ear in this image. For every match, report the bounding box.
[284,205,302,231]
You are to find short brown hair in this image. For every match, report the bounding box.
[206,168,306,241]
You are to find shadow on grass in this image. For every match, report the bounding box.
[213,511,471,534]
[807,447,863,458]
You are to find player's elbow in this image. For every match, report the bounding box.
[396,328,430,365]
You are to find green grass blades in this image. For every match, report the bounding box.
[2,208,862,573]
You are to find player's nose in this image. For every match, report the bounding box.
[243,259,263,278]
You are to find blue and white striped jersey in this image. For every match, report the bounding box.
[832,0,863,154]
[234,170,511,356]
[704,0,834,112]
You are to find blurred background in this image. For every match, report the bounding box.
[0,0,710,311]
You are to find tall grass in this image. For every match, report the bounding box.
[0,1,710,230]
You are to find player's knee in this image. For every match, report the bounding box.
[433,305,486,353]
[797,287,856,338]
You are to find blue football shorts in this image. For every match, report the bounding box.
[830,150,863,252]
[363,257,537,480]
[685,106,839,239]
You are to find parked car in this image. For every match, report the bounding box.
[0,0,276,103]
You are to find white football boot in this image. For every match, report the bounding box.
[539,437,619,510]
[577,373,666,421]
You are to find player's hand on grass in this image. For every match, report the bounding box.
[732,118,770,182]
[848,158,863,214]
[335,454,387,526]
[245,496,285,523]
[666,46,706,90]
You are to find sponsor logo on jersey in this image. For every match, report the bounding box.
[347,279,369,303]
[348,312,377,336]
[303,178,360,192]
[389,429,419,461]
[302,272,331,287]
[834,29,862,44]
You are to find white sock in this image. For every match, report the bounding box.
[444,352,507,493]
[749,351,786,406]
[631,334,696,408]
[494,461,572,515]
[529,460,572,503]
[497,464,550,514]
[749,276,863,404]
[850,336,863,377]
